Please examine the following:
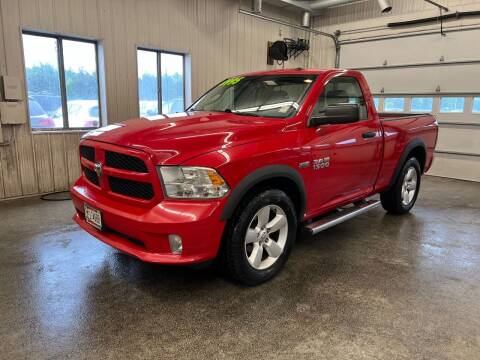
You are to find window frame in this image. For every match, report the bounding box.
[22,30,102,132]
[472,97,480,114]
[136,47,186,116]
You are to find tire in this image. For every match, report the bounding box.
[380,157,421,215]
[220,189,297,286]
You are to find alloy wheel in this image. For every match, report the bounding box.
[244,205,288,270]
[401,167,418,206]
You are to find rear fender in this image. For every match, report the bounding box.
[385,139,426,191]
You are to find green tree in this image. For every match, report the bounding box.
[26,63,100,114]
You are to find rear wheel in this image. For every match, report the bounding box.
[221,189,297,286]
[380,157,421,214]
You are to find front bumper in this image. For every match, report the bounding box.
[71,177,227,264]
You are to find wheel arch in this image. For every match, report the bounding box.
[386,139,426,192]
[220,165,306,221]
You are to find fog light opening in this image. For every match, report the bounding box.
[168,234,183,255]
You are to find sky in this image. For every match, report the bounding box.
[137,49,183,78]
[23,34,97,73]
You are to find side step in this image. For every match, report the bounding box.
[305,199,381,235]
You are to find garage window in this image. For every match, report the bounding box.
[22,32,101,130]
[440,97,465,113]
[411,97,433,112]
[137,49,185,116]
[384,98,405,112]
[472,97,480,113]
[373,97,379,110]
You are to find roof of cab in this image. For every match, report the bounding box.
[236,68,342,77]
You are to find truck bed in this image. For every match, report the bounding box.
[374,112,438,193]
[378,112,431,121]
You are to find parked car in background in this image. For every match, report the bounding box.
[28,98,55,129]
[139,100,158,117]
[53,100,100,128]
[71,68,438,285]
[139,98,184,117]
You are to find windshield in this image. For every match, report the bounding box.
[188,74,317,118]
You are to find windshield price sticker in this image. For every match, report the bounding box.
[220,77,244,86]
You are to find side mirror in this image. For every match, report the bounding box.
[309,104,360,127]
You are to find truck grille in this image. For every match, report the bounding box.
[79,141,159,203]
[108,177,154,200]
[80,145,95,162]
[105,151,148,173]
[83,166,99,186]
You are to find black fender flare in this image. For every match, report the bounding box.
[220,164,307,221]
[386,139,426,191]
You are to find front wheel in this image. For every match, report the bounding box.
[380,157,421,214]
[221,189,297,286]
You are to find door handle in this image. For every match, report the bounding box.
[362,131,376,139]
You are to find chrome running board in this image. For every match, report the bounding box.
[305,200,381,235]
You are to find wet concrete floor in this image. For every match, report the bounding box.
[0,176,479,359]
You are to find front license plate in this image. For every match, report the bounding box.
[84,204,102,230]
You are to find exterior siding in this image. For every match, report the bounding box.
[0,0,309,200]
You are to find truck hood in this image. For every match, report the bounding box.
[83,111,286,164]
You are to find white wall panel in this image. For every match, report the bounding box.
[436,125,480,156]
[340,29,480,69]
[429,153,480,182]
[360,67,442,94]
[359,64,480,94]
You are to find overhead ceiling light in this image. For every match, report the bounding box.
[377,0,392,13]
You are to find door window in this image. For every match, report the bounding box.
[313,76,368,120]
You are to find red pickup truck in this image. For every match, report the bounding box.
[71,68,438,285]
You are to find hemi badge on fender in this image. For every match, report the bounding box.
[299,161,310,169]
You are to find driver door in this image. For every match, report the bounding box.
[306,75,383,214]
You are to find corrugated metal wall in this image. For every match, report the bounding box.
[0,0,310,200]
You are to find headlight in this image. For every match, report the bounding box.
[158,166,229,199]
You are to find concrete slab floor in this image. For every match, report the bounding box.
[0,176,479,359]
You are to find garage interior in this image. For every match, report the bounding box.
[0,0,479,359]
